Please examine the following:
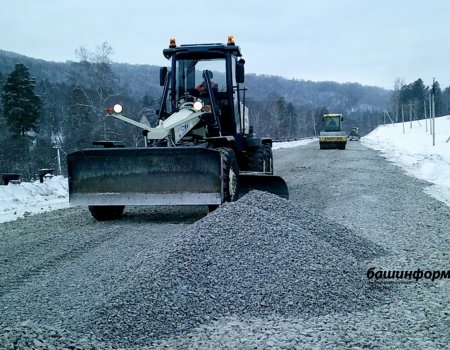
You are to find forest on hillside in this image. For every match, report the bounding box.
[1,43,449,180]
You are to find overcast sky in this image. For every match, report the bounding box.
[1,0,449,90]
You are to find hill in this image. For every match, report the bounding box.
[0,49,390,118]
[0,49,391,178]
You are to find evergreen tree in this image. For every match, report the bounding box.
[411,79,426,102]
[442,86,450,116]
[1,63,42,135]
[411,78,427,118]
[399,83,413,105]
[398,79,429,120]
[431,80,443,116]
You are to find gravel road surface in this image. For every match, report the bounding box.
[1,140,450,349]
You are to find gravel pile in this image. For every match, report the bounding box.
[88,191,386,346]
[0,321,113,350]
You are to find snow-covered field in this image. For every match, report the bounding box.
[362,115,450,206]
[0,117,448,224]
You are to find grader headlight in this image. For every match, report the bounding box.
[106,104,123,115]
[113,104,123,114]
[193,101,203,112]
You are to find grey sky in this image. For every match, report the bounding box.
[1,0,449,89]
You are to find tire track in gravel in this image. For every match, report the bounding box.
[0,205,207,299]
[0,207,95,296]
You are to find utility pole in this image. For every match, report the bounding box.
[402,105,405,134]
[429,93,432,135]
[424,100,428,132]
[432,78,436,146]
[409,101,412,129]
[54,147,62,175]
[311,111,317,137]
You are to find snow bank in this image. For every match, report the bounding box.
[0,176,69,223]
[362,115,450,206]
[272,138,317,150]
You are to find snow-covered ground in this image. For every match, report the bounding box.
[362,115,450,206]
[272,137,317,150]
[0,119,448,225]
[0,176,69,223]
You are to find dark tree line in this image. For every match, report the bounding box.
[0,45,160,180]
[247,95,324,139]
[243,75,391,139]
[388,78,450,123]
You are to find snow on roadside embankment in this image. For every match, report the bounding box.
[272,137,317,150]
[362,115,450,206]
[0,176,69,224]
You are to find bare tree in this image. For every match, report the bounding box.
[389,78,404,122]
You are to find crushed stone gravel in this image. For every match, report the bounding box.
[88,191,387,347]
[2,141,450,349]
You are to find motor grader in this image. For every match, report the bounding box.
[67,36,289,220]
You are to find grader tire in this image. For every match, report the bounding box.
[247,144,273,174]
[216,147,239,203]
[209,147,239,212]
